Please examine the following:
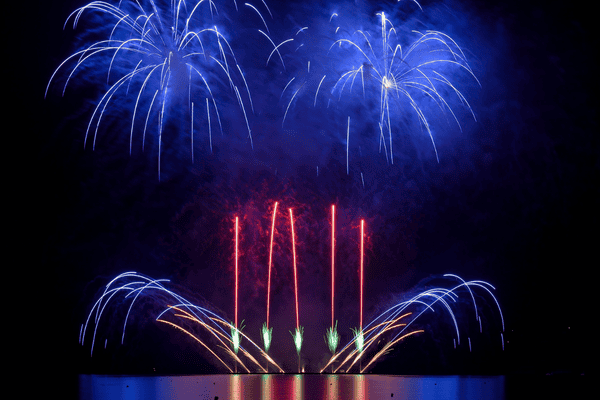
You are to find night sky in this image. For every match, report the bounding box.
[19,0,595,389]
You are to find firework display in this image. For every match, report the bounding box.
[50,0,507,376]
[46,0,478,177]
[79,272,284,373]
[79,207,504,373]
[33,0,598,387]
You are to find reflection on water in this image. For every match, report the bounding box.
[326,374,338,399]
[354,374,366,400]
[260,374,272,400]
[79,374,505,399]
[229,374,242,400]
[293,374,303,399]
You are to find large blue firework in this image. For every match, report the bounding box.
[328,9,479,166]
[46,0,270,179]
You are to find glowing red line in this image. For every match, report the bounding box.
[289,208,299,330]
[331,204,335,329]
[360,219,364,330]
[266,201,278,328]
[235,216,239,330]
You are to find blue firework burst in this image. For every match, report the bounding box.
[46,0,268,179]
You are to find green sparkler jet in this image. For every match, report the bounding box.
[291,326,304,355]
[261,322,273,353]
[325,321,340,354]
[351,327,364,353]
[231,320,245,354]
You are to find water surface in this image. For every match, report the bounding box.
[79,374,505,399]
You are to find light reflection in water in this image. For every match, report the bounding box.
[353,374,367,400]
[261,374,272,400]
[80,374,505,400]
[229,374,242,400]
[326,374,339,399]
[293,374,304,400]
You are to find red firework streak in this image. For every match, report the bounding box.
[289,208,299,330]
[235,216,239,330]
[266,202,278,329]
[360,219,365,331]
[331,205,336,329]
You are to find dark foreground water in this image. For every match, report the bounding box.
[78,373,590,399]
[79,374,507,399]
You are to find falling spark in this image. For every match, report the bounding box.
[321,273,504,373]
[346,116,350,175]
[260,31,290,69]
[245,3,269,34]
[206,98,212,153]
[282,82,304,127]
[314,75,326,107]
[191,102,194,163]
[360,330,424,373]
[321,312,413,373]
[80,272,286,373]
[157,318,233,373]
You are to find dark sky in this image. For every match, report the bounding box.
[19,0,595,384]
